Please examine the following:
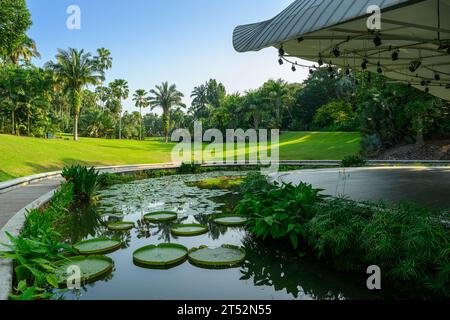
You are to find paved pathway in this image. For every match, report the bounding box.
[272,167,450,209]
[0,178,63,229]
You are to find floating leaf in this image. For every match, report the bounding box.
[144,211,178,222]
[213,215,249,227]
[73,238,121,255]
[171,224,209,237]
[107,222,135,231]
[188,245,246,268]
[133,244,188,267]
[54,256,114,285]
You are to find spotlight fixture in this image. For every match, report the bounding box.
[309,68,314,75]
[409,60,422,73]
[278,46,285,57]
[361,59,368,70]
[377,62,383,74]
[425,87,430,93]
[434,72,440,81]
[328,61,333,73]
[297,37,304,43]
[318,54,324,66]
[391,50,399,61]
[278,58,284,65]
[373,34,382,47]
[408,83,412,89]
[332,47,341,58]
[291,64,296,72]
[446,84,450,89]
[367,72,372,83]
[345,66,350,75]
[420,79,426,86]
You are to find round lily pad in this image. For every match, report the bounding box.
[171,224,208,237]
[188,245,246,268]
[55,256,114,285]
[73,238,121,255]
[107,221,135,231]
[213,215,248,226]
[133,243,188,267]
[144,211,178,222]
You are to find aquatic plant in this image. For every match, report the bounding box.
[62,165,100,202]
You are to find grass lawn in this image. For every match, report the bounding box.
[0,132,360,182]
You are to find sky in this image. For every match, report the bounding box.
[26,0,309,114]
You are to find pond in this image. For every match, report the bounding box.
[54,171,392,300]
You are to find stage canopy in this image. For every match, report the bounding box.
[233,0,450,101]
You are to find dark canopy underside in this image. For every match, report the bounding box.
[233,0,450,101]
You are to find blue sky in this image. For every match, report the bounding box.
[27,0,307,113]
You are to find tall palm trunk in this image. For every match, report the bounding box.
[139,106,143,141]
[119,111,122,140]
[163,109,170,143]
[73,89,82,141]
[11,110,15,135]
[74,114,79,141]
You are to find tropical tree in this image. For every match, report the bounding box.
[8,36,40,65]
[94,48,113,76]
[109,79,129,139]
[45,48,102,140]
[261,79,291,128]
[0,0,32,62]
[149,82,185,143]
[190,84,208,118]
[132,89,149,140]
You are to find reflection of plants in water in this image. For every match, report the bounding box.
[335,168,351,198]
[152,217,188,242]
[136,219,153,239]
[194,214,228,240]
[60,204,104,243]
[240,236,370,300]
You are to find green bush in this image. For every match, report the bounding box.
[306,199,450,299]
[361,133,383,157]
[177,162,202,174]
[61,165,100,202]
[341,155,367,167]
[236,174,326,251]
[313,100,357,131]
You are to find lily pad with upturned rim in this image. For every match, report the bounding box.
[212,215,249,227]
[73,238,121,255]
[107,221,135,231]
[55,255,114,285]
[188,244,246,268]
[144,211,178,223]
[133,243,188,267]
[171,224,209,237]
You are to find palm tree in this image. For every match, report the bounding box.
[9,36,40,65]
[109,79,129,139]
[46,48,101,141]
[262,79,289,128]
[94,48,113,75]
[132,89,149,140]
[190,84,208,118]
[149,82,185,143]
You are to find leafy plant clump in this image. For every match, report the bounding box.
[341,155,367,167]
[1,184,76,300]
[235,173,326,251]
[62,165,100,202]
[177,162,202,174]
[306,200,450,299]
[191,176,244,190]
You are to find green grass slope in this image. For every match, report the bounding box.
[0,132,360,182]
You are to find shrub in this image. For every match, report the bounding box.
[236,175,326,251]
[341,155,367,167]
[61,165,100,202]
[361,134,383,157]
[313,100,357,131]
[306,199,450,299]
[177,162,202,174]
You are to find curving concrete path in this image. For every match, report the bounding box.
[272,166,450,209]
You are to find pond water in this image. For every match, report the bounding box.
[55,172,391,300]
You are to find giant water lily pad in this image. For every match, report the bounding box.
[55,256,114,284]
[107,221,135,231]
[188,245,246,268]
[133,243,188,267]
[213,215,248,226]
[171,224,208,237]
[144,211,178,222]
[73,238,121,255]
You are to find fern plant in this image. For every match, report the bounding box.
[61,165,100,202]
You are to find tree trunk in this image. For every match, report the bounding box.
[140,106,143,141]
[416,117,424,146]
[74,113,79,141]
[119,112,122,140]
[27,114,31,136]
[163,111,170,143]
[11,110,15,135]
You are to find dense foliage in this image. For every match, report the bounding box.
[61,165,100,202]
[236,174,450,299]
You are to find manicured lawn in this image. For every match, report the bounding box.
[0,132,360,182]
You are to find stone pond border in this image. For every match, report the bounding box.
[0,160,449,299]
